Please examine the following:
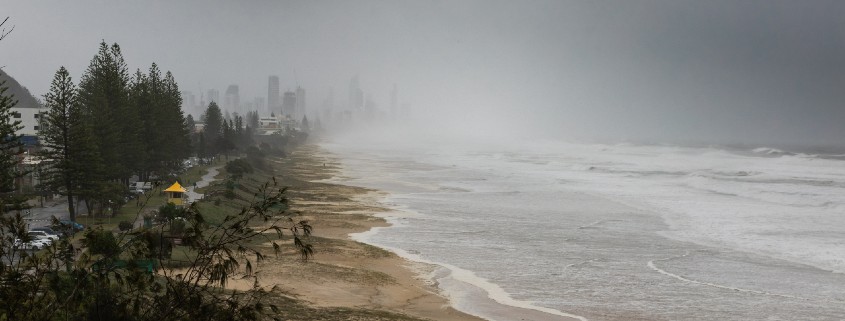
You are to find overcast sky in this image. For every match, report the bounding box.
[3,1,845,147]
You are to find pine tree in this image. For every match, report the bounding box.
[162,70,191,168]
[0,71,26,211]
[77,42,131,184]
[41,66,105,217]
[203,102,223,155]
[40,67,79,221]
[129,68,152,179]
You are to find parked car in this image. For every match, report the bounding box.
[28,230,59,243]
[29,227,62,240]
[14,238,51,250]
[58,220,84,231]
[53,220,85,236]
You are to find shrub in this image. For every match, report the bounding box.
[118,221,134,231]
[157,203,185,223]
[170,219,186,236]
[225,159,253,180]
[83,229,120,257]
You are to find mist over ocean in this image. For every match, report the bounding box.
[323,137,845,321]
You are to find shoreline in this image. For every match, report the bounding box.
[307,144,586,321]
[246,144,487,321]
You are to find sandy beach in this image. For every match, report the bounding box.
[227,144,486,321]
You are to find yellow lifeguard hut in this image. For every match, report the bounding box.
[164,181,187,207]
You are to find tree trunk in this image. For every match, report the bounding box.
[67,192,76,222]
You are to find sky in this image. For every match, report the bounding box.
[2,0,845,148]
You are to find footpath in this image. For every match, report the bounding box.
[185,165,221,204]
[132,165,223,228]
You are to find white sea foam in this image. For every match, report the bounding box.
[323,139,845,320]
[350,213,589,321]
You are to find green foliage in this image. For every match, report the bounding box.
[39,66,100,222]
[118,220,134,231]
[223,179,238,199]
[169,219,186,237]
[157,202,185,223]
[0,179,313,320]
[131,64,191,177]
[0,71,27,211]
[245,146,266,169]
[77,41,132,182]
[225,159,253,180]
[202,102,224,154]
[83,228,120,257]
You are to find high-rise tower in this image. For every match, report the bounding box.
[224,85,240,112]
[282,91,296,117]
[295,86,306,120]
[207,89,220,105]
[268,76,280,114]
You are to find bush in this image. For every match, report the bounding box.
[83,229,120,257]
[157,203,185,223]
[118,221,134,231]
[0,179,314,320]
[225,159,253,180]
[170,219,186,236]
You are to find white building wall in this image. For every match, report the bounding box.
[10,106,46,136]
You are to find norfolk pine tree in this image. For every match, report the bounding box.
[77,42,131,184]
[40,67,80,222]
[0,72,27,211]
[40,66,103,220]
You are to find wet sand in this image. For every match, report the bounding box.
[229,144,486,321]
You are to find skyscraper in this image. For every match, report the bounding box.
[224,85,240,112]
[268,76,280,113]
[282,91,296,117]
[295,86,306,120]
[207,89,220,105]
[180,90,196,113]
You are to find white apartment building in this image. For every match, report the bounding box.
[10,106,47,137]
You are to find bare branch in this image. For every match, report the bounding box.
[0,17,14,42]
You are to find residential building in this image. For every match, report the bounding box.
[282,91,296,117]
[295,86,306,120]
[268,76,280,113]
[10,106,47,146]
[206,89,219,105]
[224,85,239,112]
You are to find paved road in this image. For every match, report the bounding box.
[21,200,70,228]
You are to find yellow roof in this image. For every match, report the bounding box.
[164,181,187,193]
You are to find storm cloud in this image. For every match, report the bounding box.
[3,0,844,147]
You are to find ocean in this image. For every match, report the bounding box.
[321,138,845,321]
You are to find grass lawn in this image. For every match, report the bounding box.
[76,162,217,231]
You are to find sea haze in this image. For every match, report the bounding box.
[323,138,845,321]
